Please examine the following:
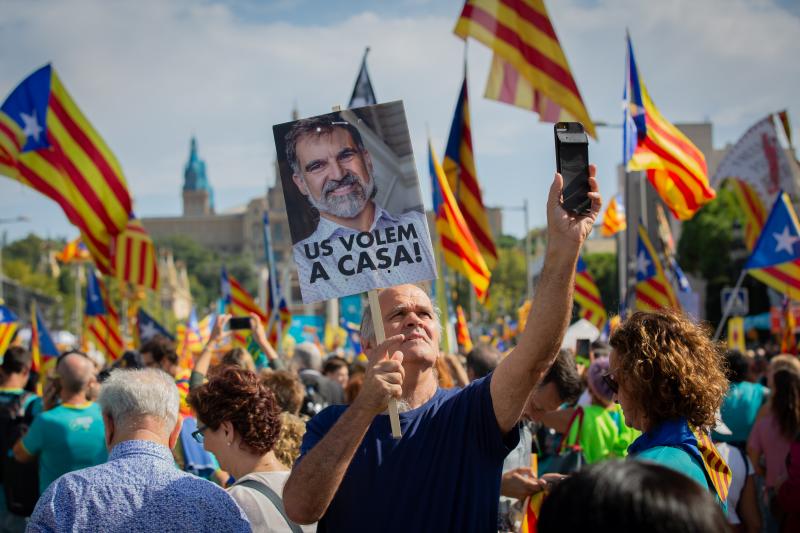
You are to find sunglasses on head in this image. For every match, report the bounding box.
[602,372,619,395]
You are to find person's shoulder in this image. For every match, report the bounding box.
[636,445,697,467]
[309,404,348,427]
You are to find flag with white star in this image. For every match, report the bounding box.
[745,191,800,270]
[0,64,137,276]
[635,222,679,312]
[136,309,174,344]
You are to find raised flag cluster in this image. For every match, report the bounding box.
[624,36,715,220]
[455,0,596,138]
[221,269,267,348]
[84,269,124,362]
[634,223,678,312]
[443,79,498,269]
[429,141,491,302]
[574,257,607,331]
[600,195,627,237]
[0,65,157,290]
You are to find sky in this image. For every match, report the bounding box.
[0,0,798,242]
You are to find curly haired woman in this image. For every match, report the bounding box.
[607,310,730,506]
[189,367,316,532]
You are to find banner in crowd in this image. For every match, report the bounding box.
[272,101,436,304]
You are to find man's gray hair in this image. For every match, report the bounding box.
[284,115,366,175]
[98,369,179,432]
[294,342,322,371]
[360,296,442,349]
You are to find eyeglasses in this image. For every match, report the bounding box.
[602,372,619,395]
[191,424,209,444]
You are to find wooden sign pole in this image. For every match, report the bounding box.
[367,289,402,438]
[330,105,401,438]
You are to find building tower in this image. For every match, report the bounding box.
[182,137,215,216]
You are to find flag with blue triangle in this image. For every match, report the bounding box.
[745,191,800,270]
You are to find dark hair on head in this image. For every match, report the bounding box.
[260,369,305,415]
[541,349,583,404]
[139,335,178,366]
[188,367,282,455]
[466,344,501,379]
[220,348,255,371]
[538,460,728,533]
[2,346,31,375]
[771,369,800,439]
[610,310,727,429]
[284,114,365,175]
[724,350,749,383]
[323,356,349,376]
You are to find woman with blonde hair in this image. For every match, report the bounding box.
[606,310,730,505]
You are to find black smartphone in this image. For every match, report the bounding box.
[554,122,591,215]
[229,316,252,330]
[576,338,591,359]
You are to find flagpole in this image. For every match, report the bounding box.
[713,270,747,341]
[262,212,280,346]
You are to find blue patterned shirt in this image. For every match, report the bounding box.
[27,439,251,533]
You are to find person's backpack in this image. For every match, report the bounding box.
[0,392,40,517]
[300,380,328,418]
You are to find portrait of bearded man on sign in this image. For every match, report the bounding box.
[275,103,436,304]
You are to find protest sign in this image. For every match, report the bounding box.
[272,101,437,304]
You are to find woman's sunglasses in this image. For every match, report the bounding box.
[191,424,208,444]
[602,372,619,395]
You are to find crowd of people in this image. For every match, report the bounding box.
[0,172,797,532]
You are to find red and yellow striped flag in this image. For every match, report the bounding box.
[692,428,732,502]
[227,274,267,348]
[575,257,607,330]
[455,305,473,353]
[635,224,679,312]
[600,195,627,237]
[113,218,159,291]
[443,78,498,269]
[520,491,544,533]
[0,305,18,358]
[625,37,715,220]
[0,65,133,275]
[55,237,91,263]
[727,180,800,299]
[430,141,491,302]
[84,269,124,363]
[455,0,596,139]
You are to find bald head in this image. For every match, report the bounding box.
[58,353,96,395]
[360,285,441,365]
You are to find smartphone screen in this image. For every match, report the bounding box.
[229,316,252,330]
[555,123,590,214]
[576,338,591,359]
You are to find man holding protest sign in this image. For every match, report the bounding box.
[279,109,436,304]
[283,163,601,531]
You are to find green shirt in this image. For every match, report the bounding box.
[635,445,708,487]
[565,404,641,464]
[22,402,107,494]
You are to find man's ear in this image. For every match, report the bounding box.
[103,412,114,451]
[168,417,183,450]
[292,172,309,196]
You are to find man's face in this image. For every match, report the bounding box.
[522,381,562,420]
[377,285,439,367]
[292,128,375,219]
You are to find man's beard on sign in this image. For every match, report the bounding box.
[305,171,376,219]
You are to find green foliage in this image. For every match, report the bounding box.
[154,234,259,310]
[583,253,619,313]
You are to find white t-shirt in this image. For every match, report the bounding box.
[716,442,753,525]
[228,471,317,533]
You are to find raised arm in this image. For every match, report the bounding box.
[283,335,406,524]
[491,168,600,433]
[190,314,230,389]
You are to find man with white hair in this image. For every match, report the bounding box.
[284,168,601,531]
[26,369,251,532]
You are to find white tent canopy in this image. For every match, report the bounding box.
[560,318,600,350]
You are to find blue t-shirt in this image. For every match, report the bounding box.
[298,373,519,533]
[22,402,107,494]
[714,381,768,443]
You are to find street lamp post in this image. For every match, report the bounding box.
[0,216,30,303]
